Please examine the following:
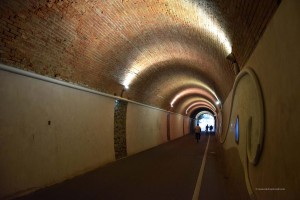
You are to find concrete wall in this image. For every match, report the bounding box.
[221,0,300,199]
[0,66,191,199]
[0,70,115,199]
[219,90,232,140]
[126,103,168,155]
[169,113,184,140]
[183,117,190,135]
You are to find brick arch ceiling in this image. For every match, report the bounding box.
[176,97,217,115]
[187,104,216,116]
[127,62,220,108]
[0,0,279,111]
[186,102,216,114]
[169,88,218,109]
[195,110,216,120]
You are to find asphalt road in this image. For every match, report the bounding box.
[16,134,249,200]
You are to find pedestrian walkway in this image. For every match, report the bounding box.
[16,134,249,200]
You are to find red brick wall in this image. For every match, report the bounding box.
[0,0,279,111]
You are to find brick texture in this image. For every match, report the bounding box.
[114,100,127,160]
[0,0,279,113]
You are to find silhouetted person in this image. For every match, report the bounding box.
[209,125,213,132]
[194,124,201,143]
[206,124,209,134]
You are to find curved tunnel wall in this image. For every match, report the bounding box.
[126,102,168,156]
[219,0,300,199]
[0,66,192,199]
[0,68,116,198]
[0,1,292,199]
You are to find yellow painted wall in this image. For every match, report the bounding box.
[169,113,184,140]
[126,103,168,155]
[221,0,300,199]
[0,70,115,199]
[183,117,190,135]
[246,0,300,198]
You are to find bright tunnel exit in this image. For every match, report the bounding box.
[197,113,215,132]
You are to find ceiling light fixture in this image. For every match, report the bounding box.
[226,53,240,76]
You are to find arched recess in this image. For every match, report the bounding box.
[122,44,218,89]
[190,107,215,119]
[186,103,216,115]
[187,105,216,116]
[125,60,222,111]
[176,96,217,114]
[189,107,217,133]
[195,111,216,133]
[115,27,232,108]
[167,87,220,111]
[115,0,233,91]
[81,1,234,112]
[195,110,215,119]
[0,0,237,113]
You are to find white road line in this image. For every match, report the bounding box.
[192,135,211,200]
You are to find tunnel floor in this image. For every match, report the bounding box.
[15,134,249,200]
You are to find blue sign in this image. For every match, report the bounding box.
[235,116,239,144]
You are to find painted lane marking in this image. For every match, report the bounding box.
[192,135,211,200]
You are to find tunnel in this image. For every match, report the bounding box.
[0,0,299,199]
